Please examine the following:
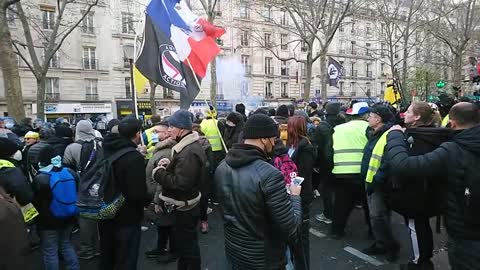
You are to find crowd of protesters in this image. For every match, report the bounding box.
[0,94,479,270]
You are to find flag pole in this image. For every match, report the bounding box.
[185,57,228,154]
[133,15,145,146]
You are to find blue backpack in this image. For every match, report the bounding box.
[42,168,78,218]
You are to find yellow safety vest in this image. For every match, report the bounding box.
[441,114,450,128]
[365,131,389,183]
[201,119,223,152]
[0,159,14,169]
[332,120,369,175]
[144,127,156,160]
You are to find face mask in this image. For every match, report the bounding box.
[151,133,159,143]
[12,150,22,161]
[38,155,62,172]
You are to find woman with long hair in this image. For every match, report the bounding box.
[286,115,316,270]
[388,101,447,270]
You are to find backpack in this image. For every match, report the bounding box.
[77,148,136,220]
[41,168,78,218]
[273,154,298,185]
[279,124,288,146]
[78,140,102,176]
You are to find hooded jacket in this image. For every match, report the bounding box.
[102,134,149,224]
[387,125,480,239]
[0,158,33,206]
[222,121,244,150]
[63,120,98,173]
[214,143,302,270]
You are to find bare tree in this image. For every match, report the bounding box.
[199,0,219,106]
[12,0,98,119]
[252,0,360,101]
[429,0,478,93]
[0,0,25,119]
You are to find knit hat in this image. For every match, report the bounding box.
[243,114,278,139]
[169,110,193,130]
[37,145,56,167]
[308,102,318,110]
[277,105,289,118]
[370,105,394,123]
[24,131,39,139]
[0,137,19,159]
[325,103,342,115]
[226,112,244,126]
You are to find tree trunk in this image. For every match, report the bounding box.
[401,47,409,100]
[319,51,328,102]
[0,6,25,119]
[303,52,313,101]
[210,58,217,107]
[36,77,46,120]
[452,52,463,90]
[149,81,157,115]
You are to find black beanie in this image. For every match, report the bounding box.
[370,105,394,123]
[226,112,244,126]
[277,105,289,118]
[243,114,278,139]
[38,145,56,167]
[0,138,19,159]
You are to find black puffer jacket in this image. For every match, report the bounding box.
[290,137,317,206]
[103,134,149,224]
[386,125,480,240]
[215,144,302,270]
[0,159,33,206]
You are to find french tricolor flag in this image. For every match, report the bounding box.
[135,0,225,109]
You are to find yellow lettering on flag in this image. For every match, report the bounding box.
[384,85,401,105]
[133,64,149,95]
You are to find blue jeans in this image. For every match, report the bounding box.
[448,237,480,270]
[39,224,80,270]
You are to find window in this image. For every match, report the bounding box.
[339,40,345,54]
[339,23,344,32]
[380,63,385,75]
[85,79,98,101]
[351,41,356,55]
[366,82,371,97]
[125,77,132,98]
[351,82,356,96]
[264,33,272,47]
[366,43,371,56]
[121,13,134,34]
[41,8,55,30]
[350,62,356,77]
[82,11,94,34]
[7,7,15,27]
[265,57,273,75]
[240,31,249,46]
[45,78,59,100]
[301,62,306,76]
[281,82,288,97]
[265,82,273,97]
[280,9,288,25]
[395,45,399,59]
[239,1,249,18]
[83,47,97,69]
[45,50,59,68]
[350,20,355,34]
[381,43,386,58]
[263,5,272,22]
[339,82,344,95]
[241,55,251,74]
[366,23,371,35]
[366,63,372,78]
[300,83,305,97]
[241,81,249,97]
[381,23,385,36]
[214,0,222,17]
[281,60,288,76]
[380,82,385,95]
[281,34,288,50]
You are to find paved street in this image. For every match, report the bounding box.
[31,199,451,270]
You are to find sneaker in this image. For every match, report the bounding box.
[145,249,166,258]
[141,226,149,232]
[78,251,95,260]
[207,207,213,215]
[200,221,209,234]
[211,202,220,206]
[315,213,333,224]
[362,244,387,256]
[313,189,320,198]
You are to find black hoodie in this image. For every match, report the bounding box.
[387,125,480,239]
[102,134,149,225]
[215,144,302,269]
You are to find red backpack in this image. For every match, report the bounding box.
[273,154,298,185]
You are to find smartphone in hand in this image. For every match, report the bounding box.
[292,176,304,186]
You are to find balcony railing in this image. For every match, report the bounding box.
[281,67,289,76]
[85,93,99,101]
[45,93,60,102]
[281,92,289,98]
[83,58,98,70]
[81,25,95,34]
[265,92,274,98]
[265,67,274,75]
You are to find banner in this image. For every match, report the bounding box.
[328,57,344,88]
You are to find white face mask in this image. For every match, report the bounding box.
[11,150,22,161]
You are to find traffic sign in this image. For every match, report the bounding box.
[436,80,446,88]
